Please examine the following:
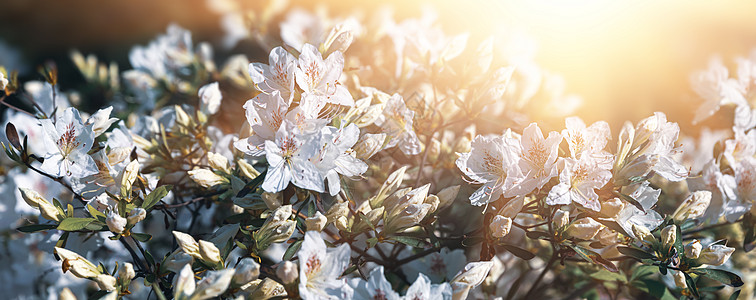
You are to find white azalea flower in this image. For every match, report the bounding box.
[296,44,354,118]
[725,157,756,222]
[39,107,98,177]
[518,123,562,192]
[376,93,421,155]
[312,124,368,195]
[456,134,525,206]
[298,231,353,299]
[84,106,118,137]
[280,10,325,52]
[723,128,756,166]
[616,182,664,238]
[234,90,289,156]
[402,248,466,283]
[249,46,297,102]
[262,120,324,193]
[403,273,452,300]
[198,82,222,115]
[546,155,611,212]
[632,112,689,181]
[562,116,613,168]
[690,58,746,124]
[351,266,400,300]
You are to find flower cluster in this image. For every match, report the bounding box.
[0,2,753,300]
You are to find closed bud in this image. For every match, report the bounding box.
[672,271,686,289]
[305,211,327,232]
[672,191,712,221]
[233,258,260,285]
[188,169,228,188]
[173,231,201,257]
[127,208,146,225]
[565,217,602,240]
[19,188,61,221]
[600,198,624,218]
[489,215,512,238]
[106,211,127,234]
[175,105,193,128]
[451,261,494,289]
[261,192,282,210]
[697,244,735,266]
[631,224,655,245]
[120,160,140,196]
[237,159,261,180]
[0,70,7,90]
[55,247,101,278]
[199,240,222,265]
[385,203,431,233]
[424,194,440,213]
[199,82,222,115]
[276,261,298,284]
[59,288,77,300]
[174,264,196,298]
[164,251,194,273]
[365,207,384,226]
[660,225,677,250]
[207,152,230,173]
[685,240,702,259]
[370,166,408,207]
[256,220,296,250]
[193,269,235,300]
[334,216,350,232]
[499,196,524,219]
[436,185,460,209]
[246,278,287,299]
[95,274,117,291]
[326,201,349,223]
[119,262,135,280]
[553,209,569,229]
[353,133,386,159]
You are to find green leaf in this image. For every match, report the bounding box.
[5,122,22,151]
[236,170,267,198]
[367,237,378,249]
[635,279,675,300]
[617,246,656,260]
[283,240,303,261]
[692,268,744,287]
[66,204,74,218]
[389,235,428,248]
[501,244,535,260]
[683,272,700,298]
[729,289,741,300]
[569,245,618,272]
[615,191,645,213]
[56,217,95,231]
[630,265,657,282]
[142,185,172,210]
[56,232,69,248]
[594,218,630,237]
[16,224,57,233]
[131,232,152,242]
[590,269,627,283]
[87,205,106,221]
[525,230,551,240]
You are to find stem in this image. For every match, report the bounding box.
[151,282,168,300]
[120,237,149,273]
[683,219,741,237]
[523,252,558,299]
[26,163,87,205]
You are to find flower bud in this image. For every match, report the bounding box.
[59,288,76,300]
[672,270,686,289]
[685,240,702,259]
[499,196,524,219]
[55,247,101,278]
[127,208,146,225]
[261,192,282,210]
[600,198,624,218]
[106,211,127,234]
[0,70,7,90]
[365,207,384,226]
[256,220,296,250]
[175,105,193,128]
[120,160,140,197]
[631,224,655,245]
[193,269,235,300]
[237,159,261,180]
[385,203,432,234]
[118,263,135,281]
[436,185,460,209]
[199,82,222,115]
[489,215,512,238]
[246,278,287,299]
[424,194,440,213]
[334,216,350,232]
[326,201,349,223]
[451,261,494,288]
[173,231,200,257]
[697,244,735,266]
[553,209,569,229]
[95,274,117,291]
[188,169,228,188]
[174,264,196,298]
[565,217,602,240]
[672,191,712,221]
[233,258,260,285]
[207,152,230,173]
[305,211,327,232]
[19,188,61,221]
[276,261,298,284]
[199,240,222,265]
[86,107,118,137]
[660,225,677,250]
[370,166,408,207]
[353,133,386,159]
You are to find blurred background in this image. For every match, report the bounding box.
[1,0,754,133]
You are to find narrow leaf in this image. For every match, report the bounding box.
[57,217,95,231]
[501,244,535,260]
[142,185,172,210]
